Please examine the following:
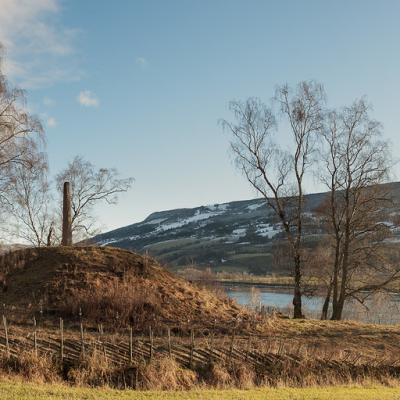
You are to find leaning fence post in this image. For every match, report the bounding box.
[80,321,85,354]
[167,327,172,357]
[33,316,37,356]
[149,326,153,361]
[60,318,64,361]
[245,335,251,362]
[189,328,195,368]
[229,329,236,363]
[208,329,215,362]
[3,315,9,358]
[129,326,133,364]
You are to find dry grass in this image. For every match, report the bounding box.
[0,247,399,390]
[138,356,197,390]
[0,246,250,332]
[67,350,117,387]
[0,343,397,391]
[61,277,163,329]
[0,351,59,383]
[199,361,256,389]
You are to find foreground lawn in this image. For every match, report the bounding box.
[1,381,400,400]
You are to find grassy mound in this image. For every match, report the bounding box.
[0,246,248,331]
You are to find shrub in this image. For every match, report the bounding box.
[67,349,115,387]
[0,351,59,383]
[138,356,197,390]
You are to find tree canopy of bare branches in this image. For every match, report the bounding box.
[0,49,43,205]
[56,156,134,241]
[6,151,55,246]
[318,99,398,320]
[221,81,326,318]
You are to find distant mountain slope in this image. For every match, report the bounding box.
[92,182,400,275]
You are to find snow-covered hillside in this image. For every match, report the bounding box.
[92,182,400,274]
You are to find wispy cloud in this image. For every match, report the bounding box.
[136,57,148,68]
[0,0,81,88]
[43,97,56,107]
[47,116,57,127]
[77,90,99,107]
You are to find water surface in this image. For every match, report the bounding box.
[224,283,400,324]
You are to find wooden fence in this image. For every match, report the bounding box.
[0,315,397,372]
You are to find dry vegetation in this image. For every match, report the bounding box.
[0,246,249,332]
[0,316,397,390]
[0,343,398,391]
[0,246,398,391]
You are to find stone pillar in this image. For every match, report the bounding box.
[61,181,72,246]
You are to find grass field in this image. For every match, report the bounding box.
[0,381,400,400]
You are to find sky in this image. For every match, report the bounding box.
[0,0,400,232]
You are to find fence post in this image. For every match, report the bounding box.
[167,327,172,357]
[129,326,133,364]
[60,318,64,361]
[245,335,251,362]
[149,326,153,361]
[33,316,37,356]
[208,329,214,362]
[189,329,195,368]
[3,315,9,358]
[229,329,236,363]
[80,321,85,354]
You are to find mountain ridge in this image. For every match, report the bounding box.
[92,182,400,275]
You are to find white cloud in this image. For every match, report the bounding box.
[77,90,99,107]
[43,97,55,107]
[47,116,57,127]
[136,57,148,68]
[0,0,81,88]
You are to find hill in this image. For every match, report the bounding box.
[92,182,400,274]
[0,246,248,331]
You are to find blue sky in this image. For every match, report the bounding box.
[1,0,400,231]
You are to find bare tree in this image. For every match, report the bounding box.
[222,81,325,318]
[5,152,55,246]
[0,48,43,205]
[318,99,399,320]
[56,156,134,241]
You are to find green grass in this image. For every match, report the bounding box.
[1,381,400,400]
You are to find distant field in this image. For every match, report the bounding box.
[1,381,400,400]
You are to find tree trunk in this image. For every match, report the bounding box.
[331,241,349,320]
[292,254,303,319]
[46,222,54,247]
[321,283,332,320]
[330,247,340,319]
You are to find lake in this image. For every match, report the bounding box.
[224,283,400,324]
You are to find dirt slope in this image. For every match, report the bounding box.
[0,246,249,331]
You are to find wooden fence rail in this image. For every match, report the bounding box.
[0,318,398,371]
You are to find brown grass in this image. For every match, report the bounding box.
[61,277,163,329]
[0,351,59,383]
[0,247,399,390]
[0,246,250,332]
[0,347,397,390]
[67,350,116,387]
[138,356,197,390]
[199,361,255,389]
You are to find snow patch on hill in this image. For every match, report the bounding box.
[155,208,226,233]
[247,202,264,211]
[256,223,282,238]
